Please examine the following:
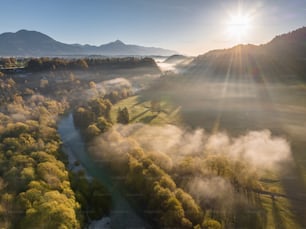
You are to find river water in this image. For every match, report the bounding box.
[58,113,151,229]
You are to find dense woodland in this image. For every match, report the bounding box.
[0,73,114,228]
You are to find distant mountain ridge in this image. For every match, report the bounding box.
[0,30,177,56]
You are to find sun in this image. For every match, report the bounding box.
[227,13,251,41]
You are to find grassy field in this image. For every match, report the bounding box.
[260,195,299,229]
[259,174,300,229]
[110,95,182,125]
[110,95,303,228]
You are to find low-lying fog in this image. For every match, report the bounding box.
[143,77,306,139]
[153,56,194,73]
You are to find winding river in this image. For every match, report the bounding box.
[58,113,151,229]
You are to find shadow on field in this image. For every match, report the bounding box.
[272,199,286,229]
[139,114,158,123]
[130,109,150,122]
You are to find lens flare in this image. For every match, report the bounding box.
[227,13,252,42]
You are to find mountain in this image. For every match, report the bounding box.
[0,30,82,56]
[186,27,306,81]
[0,30,177,56]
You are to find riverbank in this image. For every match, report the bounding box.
[58,113,151,229]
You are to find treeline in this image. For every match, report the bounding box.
[172,155,264,228]
[0,58,22,69]
[125,149,217,228]
[87,138,222,228]
[26,57,159,72]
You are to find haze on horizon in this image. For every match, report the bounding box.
[1,0,306,55]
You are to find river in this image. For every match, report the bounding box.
[58,113,151,229]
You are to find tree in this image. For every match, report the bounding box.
[86,124,101,138]
[202,219,222,229]
[27,59,43,71]
[40,78,49,88]
[19,190,80,229]
[89,81,96,89]
[117,107,129,124]
[107,91,119,104]
[73,107,95,129]
[76,59,88,69]
[175,188,203,225]
[69,173,111,222]
[96,117,112,132]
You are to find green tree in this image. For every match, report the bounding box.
[107,91,119,104]
[86,124,101,138]
[73,107,95,129]
[175,188,203,225]
[96,117,112,132]
[76,59,88,69]
[202,219,222,229]
[117,107,129,124]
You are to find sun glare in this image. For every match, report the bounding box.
[227,13,251,42]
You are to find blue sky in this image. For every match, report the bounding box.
[1,0,305,55]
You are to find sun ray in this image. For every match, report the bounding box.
[212,48,235,133]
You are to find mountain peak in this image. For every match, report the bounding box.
[114,39,124,44]
[16,29,32,33]
[106,40,125,46]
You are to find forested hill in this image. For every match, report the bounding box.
[186,27,306,81]
[265,26,306,59]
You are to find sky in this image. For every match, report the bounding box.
[0,0,306,55]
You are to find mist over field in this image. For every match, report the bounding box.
[89,123,292,211]
[91,123,292,171]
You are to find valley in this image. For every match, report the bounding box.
[0,25,306,229]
